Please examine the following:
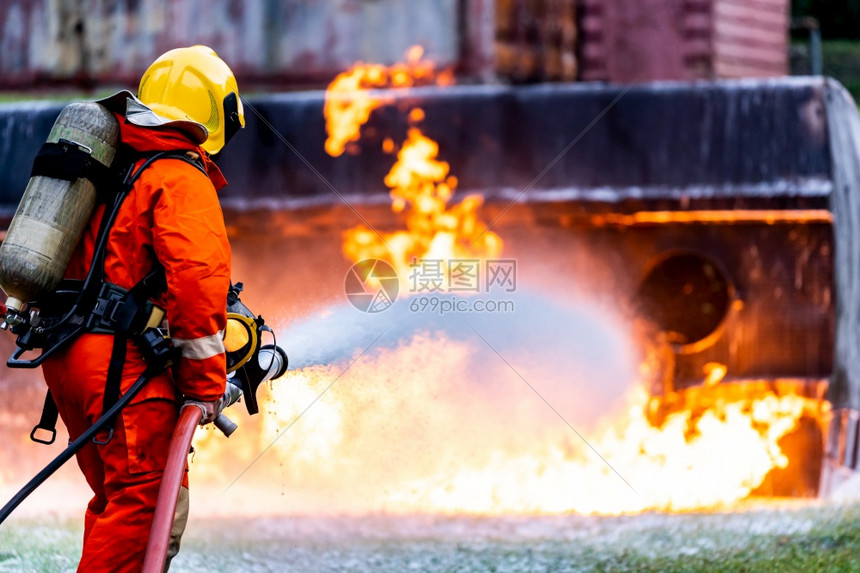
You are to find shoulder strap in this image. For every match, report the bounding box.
[160,151,208,177]
[30,140,116,191]
[84,151,189,445]
[83,150,194,299]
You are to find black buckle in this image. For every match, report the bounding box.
[136,329,179,371]
[106,298,125,325]
[89,286,126,331]
[92,427,114,445]
[29,424,56,445]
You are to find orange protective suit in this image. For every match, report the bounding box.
[41,114,231,572]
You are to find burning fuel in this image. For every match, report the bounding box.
[6,49,827,521]
[177,48,835,518]
[184,292,825,517]
[326,46,501,292]
[324,45,448,157]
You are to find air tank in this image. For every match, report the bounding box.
[0,102,119,314]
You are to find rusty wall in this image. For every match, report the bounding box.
[0,0,791,90]
[579,0,706,82]
[0,0,471,89]
[494,0,578,82]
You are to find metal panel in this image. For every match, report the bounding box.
[0,78,834,214]
[0,0,463,89]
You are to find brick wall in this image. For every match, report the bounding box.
[578,0,788,82]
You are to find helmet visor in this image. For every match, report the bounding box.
[222,92,243,150]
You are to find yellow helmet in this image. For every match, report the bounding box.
[138,45,244,155]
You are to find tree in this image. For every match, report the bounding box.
[793,0,860,39]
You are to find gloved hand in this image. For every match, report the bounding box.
[183,397,223,426]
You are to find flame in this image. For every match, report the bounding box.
[703,362,728,387]
[382,385,817,515]
[180,49,828,518]
[191,333,825,516]
[324,45,436,157]
[325,47,502,290]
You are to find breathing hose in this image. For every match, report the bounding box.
[0,368,157,524]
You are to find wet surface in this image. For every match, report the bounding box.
[3,500,858,572]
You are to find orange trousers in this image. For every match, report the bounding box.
[42,333,186,572]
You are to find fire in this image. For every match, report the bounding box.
[323,63,388,157]
[325,46,502,289]
[190,333,825,516]
[381,387,815,515]
[703,362,728,387]
[182,49,829,518]
[324,45,437,157]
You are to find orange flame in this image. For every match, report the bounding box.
[323,63,388,156]
[325,46,502,289]
[189,334,825,516]
[324,45,436,157]
[381,386,821,515]
[342,128,502,288]
[178,49,832,518]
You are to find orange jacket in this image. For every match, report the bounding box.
[65,115,231,401]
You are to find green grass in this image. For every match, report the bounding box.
[3,503,860,572]
[821,40,860,98]
[0,89,118,104]
[581,505,860,572]
[0,517,82,572]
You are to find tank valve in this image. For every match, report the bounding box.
[2,306,28,331]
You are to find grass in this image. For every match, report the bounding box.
[582,505,860,572]
[821,40,860,98]
[0,89,116,104]
[793,38,860,98]
[0,517,82,572]
[3,502,860,572]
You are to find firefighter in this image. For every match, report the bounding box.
[39,45,243,571]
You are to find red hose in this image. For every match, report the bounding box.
[142,404,202,573]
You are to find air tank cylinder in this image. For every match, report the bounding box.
[0,103,119,315]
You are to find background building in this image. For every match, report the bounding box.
[0,0,791,90]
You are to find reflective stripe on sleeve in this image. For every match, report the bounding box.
[172,331,225,360]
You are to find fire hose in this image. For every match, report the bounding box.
[142,404,201,573]
[141,342,285,569]
[143,377,247,571]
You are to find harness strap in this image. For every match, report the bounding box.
[163,151,208,177]
[90,266,166,445]
[30,267,164,446]
[30,140,116,191]
[30,392,59,445]
[70,152,187,445]
[88,267,166,335]
[93,332,127,445]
